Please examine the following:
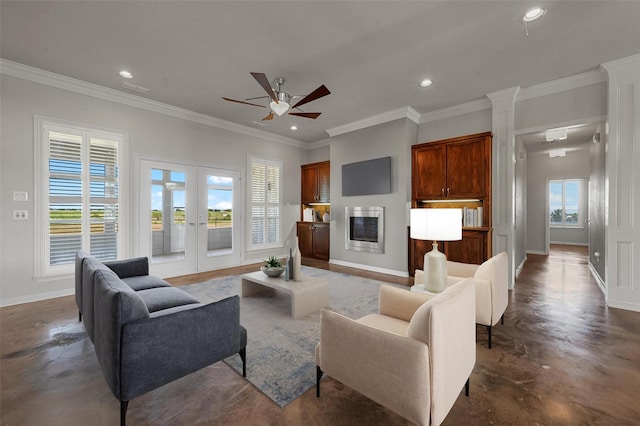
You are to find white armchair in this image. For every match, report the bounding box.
[416,252,508,348]
[315,279,476,426]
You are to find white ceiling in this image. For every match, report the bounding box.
[2,1,640,143]
[518,123,599,157]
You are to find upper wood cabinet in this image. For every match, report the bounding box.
[301,161,330,203]
[412,132,491,201]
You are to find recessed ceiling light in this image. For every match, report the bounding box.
[119,70,133,79]
[290,125,298,131]
[419,79,433,87]
[523,7,546,22]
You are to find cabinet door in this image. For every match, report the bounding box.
[445,230,485,264]
[412,144,447,200]
[301,166,318,203]
[317,162,331,203]
[297,223,314,257]
[313,224,330,260]
[446,138,486,198]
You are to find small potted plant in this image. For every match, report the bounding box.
[261,256,285,277]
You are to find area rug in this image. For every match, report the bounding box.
[180,266,394,407]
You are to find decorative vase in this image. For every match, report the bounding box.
[292,237,302,281]
[286,248,293,281]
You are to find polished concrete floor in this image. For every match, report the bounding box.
[2,245,640,425]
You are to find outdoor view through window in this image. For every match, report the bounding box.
[549,179,581,227]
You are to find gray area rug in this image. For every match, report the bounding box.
[180,266,392,407]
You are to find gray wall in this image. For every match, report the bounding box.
[1,75,303,303]
[329,118,416,274]
[589,123,606,282]
[514,137,527,274]
[526,148,590,253]
[418,108,492,143]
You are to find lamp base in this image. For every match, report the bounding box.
[423,242,447,293]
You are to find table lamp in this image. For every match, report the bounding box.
[410,208,462,292]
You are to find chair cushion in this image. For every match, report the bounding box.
[406,297,433,344]
[357,314,409,337]
[121,275,172,291]
[136,287,200,313]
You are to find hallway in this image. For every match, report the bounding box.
[1,246,639,425]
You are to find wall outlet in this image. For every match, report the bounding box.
[13,210,28,220]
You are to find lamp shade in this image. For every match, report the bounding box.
[410,208,462,241]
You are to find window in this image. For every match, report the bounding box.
[36,118,124,276]
[549,179,583,227]
[249,157,281,250]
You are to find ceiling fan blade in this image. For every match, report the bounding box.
[251,72,278,103]
[262,112,275,121]
[291,85,330,109]
[289,112,321,119]
[222,97,265,108]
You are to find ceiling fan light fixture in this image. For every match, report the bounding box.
[270,100,290,116]
[523,7,546,22]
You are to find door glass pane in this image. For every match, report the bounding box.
[564,180,580,225]
[206,175,233,256]
[549,181,563,225]
[151,168,187,263]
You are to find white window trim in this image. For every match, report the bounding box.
[34,115,129,279]
[247,156,283,251]
[549,178,584,229]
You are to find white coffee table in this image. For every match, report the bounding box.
[241,271,329,319]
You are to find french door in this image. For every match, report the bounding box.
[138,159,242,277]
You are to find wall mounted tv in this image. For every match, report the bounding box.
[342,156,391,196]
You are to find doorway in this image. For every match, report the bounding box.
[138,159,242,277]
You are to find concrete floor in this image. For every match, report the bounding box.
[2,245,640,425]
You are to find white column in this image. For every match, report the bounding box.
[487,87,520,289]
[601,54,640,312]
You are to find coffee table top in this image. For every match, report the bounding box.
[242,270,326,291]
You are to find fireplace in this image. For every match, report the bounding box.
[345,206,384,254]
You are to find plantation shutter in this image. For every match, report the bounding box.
[249,158,281,249]
[45,126,120,269]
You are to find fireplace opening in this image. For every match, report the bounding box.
[345,206,384,254]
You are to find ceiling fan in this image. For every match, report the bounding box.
[223,72,330,121]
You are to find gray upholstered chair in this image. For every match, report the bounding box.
[316,279,476,426]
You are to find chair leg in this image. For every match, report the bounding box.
[79,311,82,322]
[120,400,129,426]
[316,366,323,397]
[487,325,492,349]
[465,378,470,397]
[501,315,505,325]
[239,347,246,377]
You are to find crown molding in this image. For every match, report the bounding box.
[600,52,640,74]
[304,137,331,150]
[419,98,491,124]
[326,106,420,138]
[517,69,606,102]
[0,59,304,148]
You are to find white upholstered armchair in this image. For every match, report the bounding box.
[315,279,476,426]
[416,251,508,348]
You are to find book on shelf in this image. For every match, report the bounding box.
[462,206,483,228]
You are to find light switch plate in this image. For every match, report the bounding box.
[13,191,28,201]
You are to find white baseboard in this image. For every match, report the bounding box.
[588,262,606,295]
[328,259,409,278]
[515,255,527,279]
[526,250,548,255]
[607,299,640,313]
[1,288,74,307]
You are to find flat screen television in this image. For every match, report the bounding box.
[341,156,391,196]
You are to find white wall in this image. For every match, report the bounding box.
[329,118,416,275]
[514,137,527,275]
[526,148,590,253]
[0,75,304,305]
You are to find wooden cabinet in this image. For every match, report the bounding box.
[301,161,330,203]
[297,222,329,261]
[412,133,490,201]
[409,132,492,273]
[408,228,492,273]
